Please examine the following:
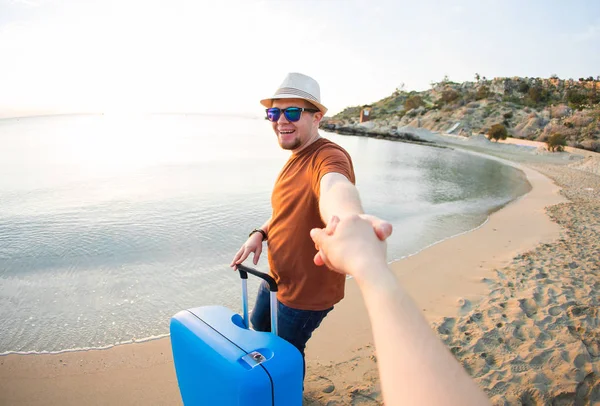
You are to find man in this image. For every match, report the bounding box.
[230,72,391,364]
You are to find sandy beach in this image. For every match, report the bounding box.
[1,137,599,405]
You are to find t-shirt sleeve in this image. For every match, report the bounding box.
[311,146,355,198]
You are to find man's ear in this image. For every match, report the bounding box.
[314,112,324,123]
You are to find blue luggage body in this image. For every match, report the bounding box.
[170,265,303,406]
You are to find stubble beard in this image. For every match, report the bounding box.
[278,135,301,150]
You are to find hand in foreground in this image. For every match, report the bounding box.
[312,214,392,268]
[359,214,393,241]
[230,233,264,269]
[310,215,388,281]
[312,216,492,406]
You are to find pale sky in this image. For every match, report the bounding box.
[1,0,599,118]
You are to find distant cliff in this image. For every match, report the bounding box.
[322,76,600,152]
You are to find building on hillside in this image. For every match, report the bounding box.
[360,106,372,123]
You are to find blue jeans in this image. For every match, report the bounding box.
[250,281,333,375]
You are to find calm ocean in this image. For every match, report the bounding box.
[0,114,530,353]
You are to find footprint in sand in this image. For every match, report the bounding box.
[305,374,336,401]
[479,352,498,367]
[486,381,509,397]
[566,304,596,319]
[583,338,600,358]
[457,298,472,316]
[567,325,600,358]
[534,314,555,330]
[574,353,591,369]
[517,388,544,405]
[547,305,562,316]
[509,355,530,373]
[513,324,530,342]
[549,392,579,405]
[518,298,539,318]
[575,372,600,402]
[436,317,456,335]
[528,350,552,370]
[533,330,553,349]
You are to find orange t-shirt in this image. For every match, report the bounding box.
[267,137,356,310]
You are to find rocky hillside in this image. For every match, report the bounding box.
[322,76,600,152]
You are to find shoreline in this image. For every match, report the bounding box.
[0,133,527,358]
[305,163,564,363]
[2,138,597,405]
[0,334,171,357]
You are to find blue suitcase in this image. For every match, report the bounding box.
[170,264,303,405]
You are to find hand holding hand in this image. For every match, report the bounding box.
[359,214,393,241]
[312,214,392,269]
[310,215,388,281]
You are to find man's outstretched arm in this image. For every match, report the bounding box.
[319,172,392,242]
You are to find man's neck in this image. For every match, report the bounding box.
[292,132,321,155]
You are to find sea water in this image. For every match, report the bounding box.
[0,114,530,353]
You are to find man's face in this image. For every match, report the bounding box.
[271,98,322,152]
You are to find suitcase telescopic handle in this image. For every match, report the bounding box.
[236,264,278,291]
[236,264,279,336]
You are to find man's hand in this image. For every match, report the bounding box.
[359,214,393,241]
[310,215,388,280]
[230,233,264,269]
[313,214,392,267]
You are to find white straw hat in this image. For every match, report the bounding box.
[260,72,328,114]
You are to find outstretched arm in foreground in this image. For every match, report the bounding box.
[310,215,490,406]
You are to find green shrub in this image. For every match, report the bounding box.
[502,95,524,105]
[476,86,490,100]
[404,95,424,111]
[482,105,494,118]
[487,124,508,142]
[567,90,588,109]
[440,89,460,104]
[462,91,477,103]
[518,82,530,93]
[546,133,567,152]
[527,86,549,104]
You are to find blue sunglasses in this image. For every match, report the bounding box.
[266,107,320,122]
